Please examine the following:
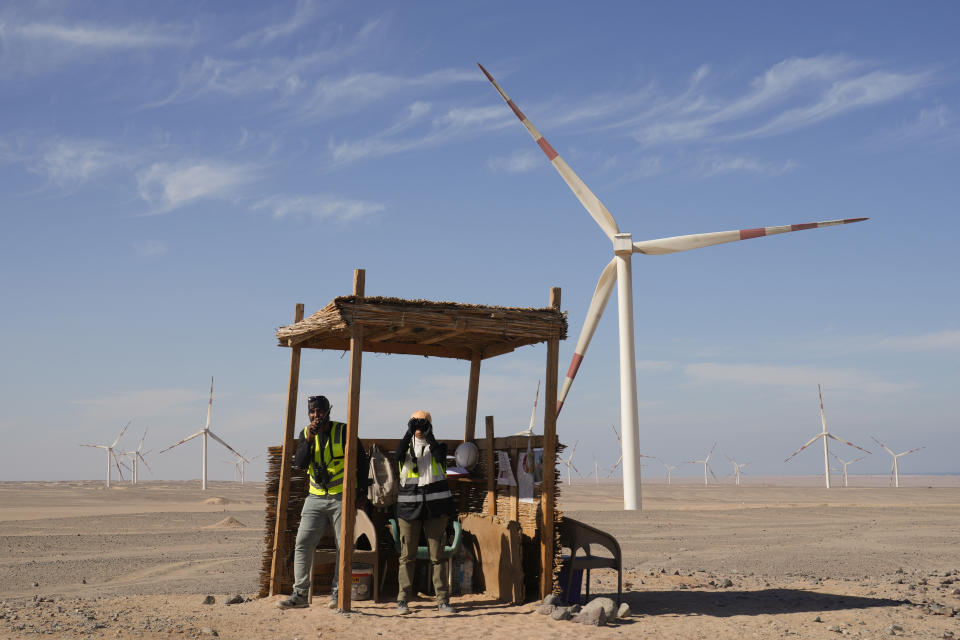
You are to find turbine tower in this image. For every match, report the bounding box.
[159,377,245,490]
[784,385,870,488]
[685,443,718,485]
[479,63,867,510]
[871,436,924,488]
[727,456,750,486]
[80,421,131,488]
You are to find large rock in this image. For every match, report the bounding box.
[551,606,573,621]
[574,607,608,626]
[617,602,631,619]
[582,597,617,619]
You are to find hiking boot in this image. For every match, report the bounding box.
[397,601,410,615]
[437,602,456,615]
[276,592,309,609]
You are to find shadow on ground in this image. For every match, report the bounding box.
[617,589,909,618]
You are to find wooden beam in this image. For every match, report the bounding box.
[485,416,496,516]
[464,351,481,442]
[480,341,519,360]
[269,302,304,596]
[540,287,561,599]
[365,324,416,343]
[420,325,467,345]
[294,337,474,361]
[337,269,364,612]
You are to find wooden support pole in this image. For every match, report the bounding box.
[509,447,519,522]
[464,351,482,441]
[540,287,560,599]
[337,269,365,612]
[485,416,496,516]
[269,303,305,596]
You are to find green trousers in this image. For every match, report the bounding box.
[397,515,449,604]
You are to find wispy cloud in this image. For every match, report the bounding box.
[684,362,912,394]
[136,161,257,214]
[695,152,798,177]
[487,150,541,173]
[233,0,321,48]
[875,104,960,147]
[329,103,507,164]
[134,241,167,257]
[14,21,183,49]
[874,330,960,352]
[252,194,385,222]
[30,139,127,185]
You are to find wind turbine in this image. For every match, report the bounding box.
[120,429,152,485]
[224,452,259,484]
[478,63,867,511]
[80,421,131,488]
[830,452,867,488]
[159,377,245,490]
[686,443,719,486]
[512,380,540,437]
[658,458,679,485]
[608,424,654,477]
[593,455,600,484]
[784,385,870,488]
[727,456,750,486]
[560,441,579,485]
[871,436,924,488]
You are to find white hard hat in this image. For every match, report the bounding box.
[455,442,479,470]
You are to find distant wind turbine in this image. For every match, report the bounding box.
[223,452,259,484]
[727,456,749,486]
[658,458,679,485]
[608,424,654,477]
[560,442,579,485]
[830,452,868,488]
[120,429,152,485]
[871,436,924,488]
[80,421,131,488]
[685,443,719,486]
[784,385,870,488]
[159,377,245,490]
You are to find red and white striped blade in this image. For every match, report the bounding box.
[111,451,125,480]
[897,446,925,457]
[138,452,153,473]
[611,424,621,443]
[207,430,245,460]
[870,435,895,456]
[158,430,203,454]
[205,377,214,430]
[784,433,823,462]
[818,384,828,433]
[556,258,618,415]
[111,420,132,449]
[478,63,620,242]
[527,380,540,433]
[632,217,868,255]
[826,433,871,455]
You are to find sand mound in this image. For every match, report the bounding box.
[203,516,247,529]
[203,497,229,505]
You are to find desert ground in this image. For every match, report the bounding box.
[1,476,959,639]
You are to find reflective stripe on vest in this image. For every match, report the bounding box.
[399,453,446,483]
[308,422,346,496]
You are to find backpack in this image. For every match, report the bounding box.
[367,444,398,508]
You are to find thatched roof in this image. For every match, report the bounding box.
[276,296,567,360]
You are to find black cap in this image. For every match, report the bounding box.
[308,395,330,413]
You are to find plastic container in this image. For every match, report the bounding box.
[351,563,373,601]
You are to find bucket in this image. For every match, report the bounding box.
[351,563,373,601]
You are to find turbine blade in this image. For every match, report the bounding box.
[207,430,245,459]
[826,433,871,455]
[137,428,148,452]
[138,453,153,473]
[80,444,109,449]
[898,446,925,457]
[478,64,620,241]
[708,464,718,482]
[111,420,132,449]
[527,379,540,433]
[784,434,823,462]
[205,377,213,430]
[111,451,125,480]
[870,435,895,456]
[632,218,868,255]
[611,424,621,442]
[158,431,203,453]
[557,259,618,415]
[818,384,828,434]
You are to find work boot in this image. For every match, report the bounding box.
[397,601,410,615]
[437,602,456,615]
[276,592,309,609]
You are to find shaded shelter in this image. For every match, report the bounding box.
[265,269,567,611]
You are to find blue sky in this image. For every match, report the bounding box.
[1,1,957,484]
